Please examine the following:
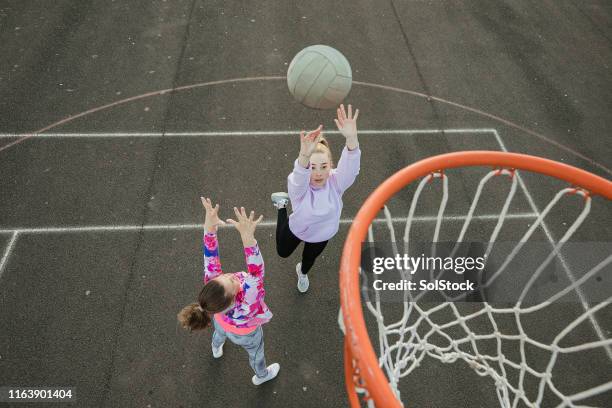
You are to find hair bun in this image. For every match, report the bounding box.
[317,136,330,148]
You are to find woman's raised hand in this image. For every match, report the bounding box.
[299,125,323,158]
[201,197,225,232]
[334,104,359,150]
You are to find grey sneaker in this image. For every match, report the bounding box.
[212,342,224,358]
[296,262,309,293]
[252,363,281,385]
[271,192,289,209]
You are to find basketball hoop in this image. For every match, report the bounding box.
[340,151,612,407]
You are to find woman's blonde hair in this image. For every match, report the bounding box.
[313,135,333,167]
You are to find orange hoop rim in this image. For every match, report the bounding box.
[339,151,612,407]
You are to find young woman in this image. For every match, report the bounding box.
[272,104,360,292]
[177,197,279,385]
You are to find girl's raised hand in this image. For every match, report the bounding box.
[299,125,323,158]
[334,104,359,148]
[201,197,224,231]
[226,206,263,245]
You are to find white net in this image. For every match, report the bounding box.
[354,168,612,408]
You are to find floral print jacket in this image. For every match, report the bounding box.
[203,232,272,328]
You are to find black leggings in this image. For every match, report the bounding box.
[275,208,328,274]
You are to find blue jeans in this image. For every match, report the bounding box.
[212,318,268,378]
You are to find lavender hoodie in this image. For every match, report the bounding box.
[287,146,361,243]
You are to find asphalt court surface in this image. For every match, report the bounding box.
[1,1,611,407]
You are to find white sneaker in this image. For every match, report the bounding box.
[252,363,280,385]
[296,263,309,293]
[212,342,224,358]
[271,192,289,209]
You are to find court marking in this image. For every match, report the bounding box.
[1,76,608,179]
[0,128,498,138]
[0,231,19,281]
[0,213,538,235]
[0,213,538,280]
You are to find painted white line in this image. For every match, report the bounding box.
[0,213,537,235]
[2,75,608,176]
[493,129,612,361]
[0,129,498,138]
[0,231,19,280]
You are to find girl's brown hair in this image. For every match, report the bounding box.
[313,135,333,167]
[177,279,234,331]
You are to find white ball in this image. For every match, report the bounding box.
[287,45,352,110]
